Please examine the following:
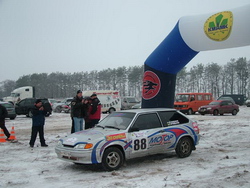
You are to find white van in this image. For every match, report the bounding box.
[82,90,121,113]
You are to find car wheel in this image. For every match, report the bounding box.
[200,113,205,115]
[187,108,193,115]
[28,110,33,118]
[213,110,219,116]
[232,109,238,115]
[102,147,124,171]
[175,137,192,158]
[220,113,224,115]
[54,106,62,113]
[108,108,115,114]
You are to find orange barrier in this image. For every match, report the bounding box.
[0,129,6,143]
[9,126,16,140]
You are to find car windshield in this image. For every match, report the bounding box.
[209,101,220,105]
[175,94,189,102]
[97,112,135,130]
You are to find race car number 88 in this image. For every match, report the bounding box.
[134,138,147,150]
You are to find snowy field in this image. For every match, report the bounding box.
[1,106,250,188]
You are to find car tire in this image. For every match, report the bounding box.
[108,108,115,114]
[102,147,124,171]
[187,108,193,115]
[54,106,62,113]
[175,137,192,158]
[220,113,224,115]
[28,110,33,118]
[232,109,238,115]
[213,110,219,116]
[200,113,205,115]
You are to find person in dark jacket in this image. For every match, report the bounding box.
[89,93,102,128]
[29,99,48,147]
[83,97,92,129]
[0,104,12,141]
[71,90,88,132]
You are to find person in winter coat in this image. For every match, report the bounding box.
[71,90,88,132]
[89,93,102,128]
[29,99,48,147]
[0,104,12,141]
[83,97,92,129]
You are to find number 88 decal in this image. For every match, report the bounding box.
[134,138,147,151]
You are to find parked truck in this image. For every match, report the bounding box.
[3,86,35,104]
[217,94,247,105]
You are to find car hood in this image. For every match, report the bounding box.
[200,105,216,108]
[61,128,126,146]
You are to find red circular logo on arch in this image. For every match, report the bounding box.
[142,71,161,100]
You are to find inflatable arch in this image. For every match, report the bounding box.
[142,4,250,108]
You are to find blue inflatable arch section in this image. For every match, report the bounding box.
[142,4,250,108]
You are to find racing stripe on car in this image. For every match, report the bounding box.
[99,139,130,155]
[165,128,188,148]
[148,127,188,148]
[183,125,198,145]
[91,139,104,164]
[124,140,133,150]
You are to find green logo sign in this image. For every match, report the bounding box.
[204,11,233,41]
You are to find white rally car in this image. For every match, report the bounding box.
[55,108,200,171]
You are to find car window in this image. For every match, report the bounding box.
[98,112,135,130]
[204,94,212,100]
[132,113,162,130]
[26,99,35,105]
[158,111,189,127]
[197,95,203,100]
[221,101,228,106]
[18,100,26,106]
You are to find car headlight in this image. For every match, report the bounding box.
[74,143,93,149]
[57,140,63,147]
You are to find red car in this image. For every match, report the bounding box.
[198,100,239,116]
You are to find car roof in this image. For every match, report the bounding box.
[211,100,232,103]
[116,108,177,113]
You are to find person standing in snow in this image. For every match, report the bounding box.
[29,99,48,147]
[0,104,12,141]
[71,90,88,132]
[89,93,102,128]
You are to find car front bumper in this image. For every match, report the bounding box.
[55,146,97,164]
[198,109,213,114]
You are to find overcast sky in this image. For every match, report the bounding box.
[1,0,250,82]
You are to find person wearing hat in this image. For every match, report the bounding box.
[71,90,88,132]
[29,99,48,147]
[89,93,102,128]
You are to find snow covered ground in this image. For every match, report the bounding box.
[1,106,250,188]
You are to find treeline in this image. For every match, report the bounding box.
[0,57,249,99]
[0,66,143,99]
